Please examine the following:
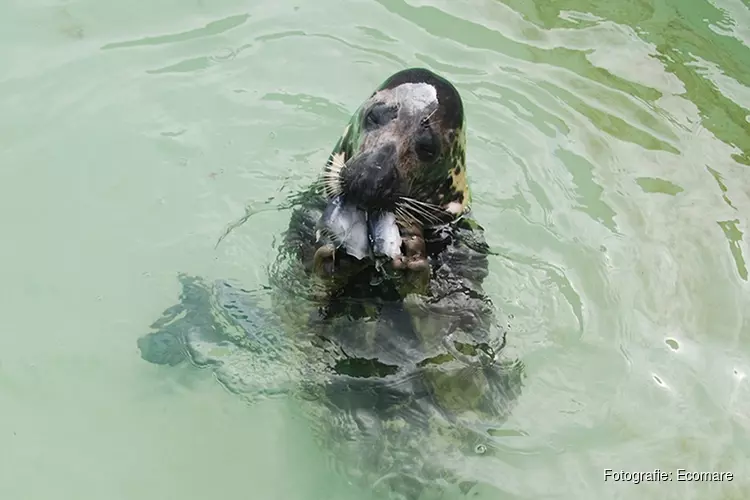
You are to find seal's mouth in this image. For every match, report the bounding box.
[317,144,407,262]
[322,148,450,231]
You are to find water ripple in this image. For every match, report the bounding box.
[101,13,250,50]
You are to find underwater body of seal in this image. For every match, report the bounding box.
[2,0,750,498]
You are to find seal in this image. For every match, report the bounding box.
[137,68,524,500]
[283,68,475,299]
[266,68,524,496]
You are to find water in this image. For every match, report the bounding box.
[2,0,750,498]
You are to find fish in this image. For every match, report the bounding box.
[316,195,370,260]
[316,196,403,261]
[368,211,402,259]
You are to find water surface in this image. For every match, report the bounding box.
[2,0,750,498]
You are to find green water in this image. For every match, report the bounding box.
[2,0,750,498]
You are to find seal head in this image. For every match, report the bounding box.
[322,68,470,226]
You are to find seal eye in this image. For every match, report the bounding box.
[365,103,397,129]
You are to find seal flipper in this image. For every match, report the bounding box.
[137,274,214,366]
[137,274,306,401]
[137,329,188,367]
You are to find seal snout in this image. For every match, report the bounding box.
[340,142,400,210]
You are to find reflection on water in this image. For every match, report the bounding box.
[1,0,750,499]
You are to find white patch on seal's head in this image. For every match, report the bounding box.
[394,83,438,112]
[374,83,438,115]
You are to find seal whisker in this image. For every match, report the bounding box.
[420,107,438,127]
[400,196,448,221]
[321,153,346,199]
[401,197,443,211]
[396,200,443,227]
[394,201,422,224]
[394,206,418,228]
[398,202,439,227]
[397,197,446,226]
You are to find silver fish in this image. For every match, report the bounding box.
[316,196,403,262]
[316,195,370,260]
[368,211,402,259]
